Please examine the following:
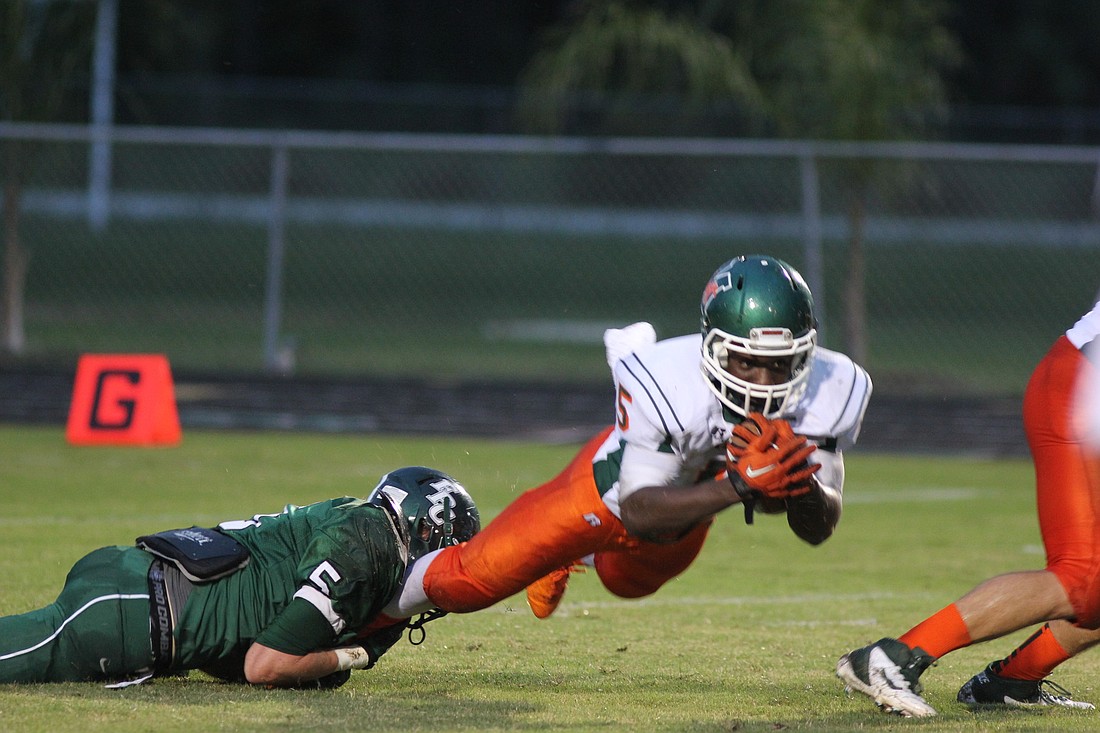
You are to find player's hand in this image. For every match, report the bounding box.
[726,414,820,501]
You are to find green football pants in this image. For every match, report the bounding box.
[0,546,155,683]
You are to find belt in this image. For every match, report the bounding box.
[147,559,193,674]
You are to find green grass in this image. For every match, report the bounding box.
[2,424,1097,732]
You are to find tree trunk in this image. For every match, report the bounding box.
[843,195,868,367]
[2,140,29,356]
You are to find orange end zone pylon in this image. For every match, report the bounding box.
[65,354,182,446]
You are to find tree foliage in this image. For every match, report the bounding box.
[517,1,764,136]
[1,0,96,356]
[0,0,95,122]
[514,0,960,364]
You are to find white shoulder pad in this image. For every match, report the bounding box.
[791,347,872,452]
[605,322,657,369]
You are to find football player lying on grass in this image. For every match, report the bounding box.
[0,467,479,688]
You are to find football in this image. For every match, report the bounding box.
[754,496,788,514]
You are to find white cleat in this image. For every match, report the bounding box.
[836,638,938,718]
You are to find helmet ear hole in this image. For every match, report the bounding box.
[415,518,434,544]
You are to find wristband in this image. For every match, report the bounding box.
[333,645,372,671]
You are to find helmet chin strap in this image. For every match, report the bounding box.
[407,608,449,646]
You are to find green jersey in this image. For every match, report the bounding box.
[172,498,409,680]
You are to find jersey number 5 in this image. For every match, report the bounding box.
[616,386,633,430]
[308,561,342,596]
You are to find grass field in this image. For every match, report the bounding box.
[1,424,1097,732]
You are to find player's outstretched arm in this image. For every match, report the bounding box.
[244,643,371,687]
[619,477,742,542]
[244,594,378,688]
[244,643,342,686]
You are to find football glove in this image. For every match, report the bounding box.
[726,414,820,502]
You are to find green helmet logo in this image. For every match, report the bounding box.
[368,467,481,564]
[700,255,817,418]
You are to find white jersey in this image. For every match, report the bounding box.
[593,332,872,518]
[1069,297,1100,449]
[1066,299,1100,351]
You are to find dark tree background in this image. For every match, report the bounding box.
[51,0,1100,139]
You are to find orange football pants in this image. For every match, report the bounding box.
[423,426,712,613]
[1026,336,1100,628]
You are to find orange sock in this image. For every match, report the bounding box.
[990,624,1071,681]
[898,604,972,659]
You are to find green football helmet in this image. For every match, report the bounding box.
[699,255,817,419]
[368,466,481,563]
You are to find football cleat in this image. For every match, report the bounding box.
[525,562,585,619]
[836,638,938,718]
[958,664,1095,710]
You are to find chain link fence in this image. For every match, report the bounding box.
[2,123,1098,398]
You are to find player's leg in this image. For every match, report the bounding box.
[956,621,1098,709]
[1029,339,1100,628]
[0,602,70,682]
[836,337,1097,717]
[0,546,154,683]
[424,427,630,613]
[593,519,711,598]
[982,620,1100,682]
[891,338,1094,653]
[955,338,1100,708]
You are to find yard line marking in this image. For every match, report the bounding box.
[0,514,227,527]
[846,487,982,503]
[0,487,989,528]
[495,590,942,615]
[618,591,914,607]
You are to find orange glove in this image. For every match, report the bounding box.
[726,414,820,501]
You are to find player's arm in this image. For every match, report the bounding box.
[243,596,362,687]
[243,642,352,687]
[245,530,401,688]
[617,445,743,541]
[619,478,742,541]
[784,448,843,545]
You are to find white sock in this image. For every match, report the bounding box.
[383,548,443,618]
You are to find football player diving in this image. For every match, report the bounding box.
[0,467,480,688]
[385,254,872,626]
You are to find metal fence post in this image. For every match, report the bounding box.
[87,0,118,231]
[800,151,826,345]
[263,145,290,373]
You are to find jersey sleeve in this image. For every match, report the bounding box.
[617,444,683,503]
[611,353,691,500]
[288,505,406,644]
[613,356,679,453]
[796,350,872,453]
[254,597,338,655]
[833,361,872,451]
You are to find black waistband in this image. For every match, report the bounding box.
[147,559,193,674]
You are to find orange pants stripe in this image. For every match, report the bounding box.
[424,426,712,613]
[1026,336,1100,628]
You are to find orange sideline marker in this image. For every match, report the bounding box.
[65,354,181,446]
